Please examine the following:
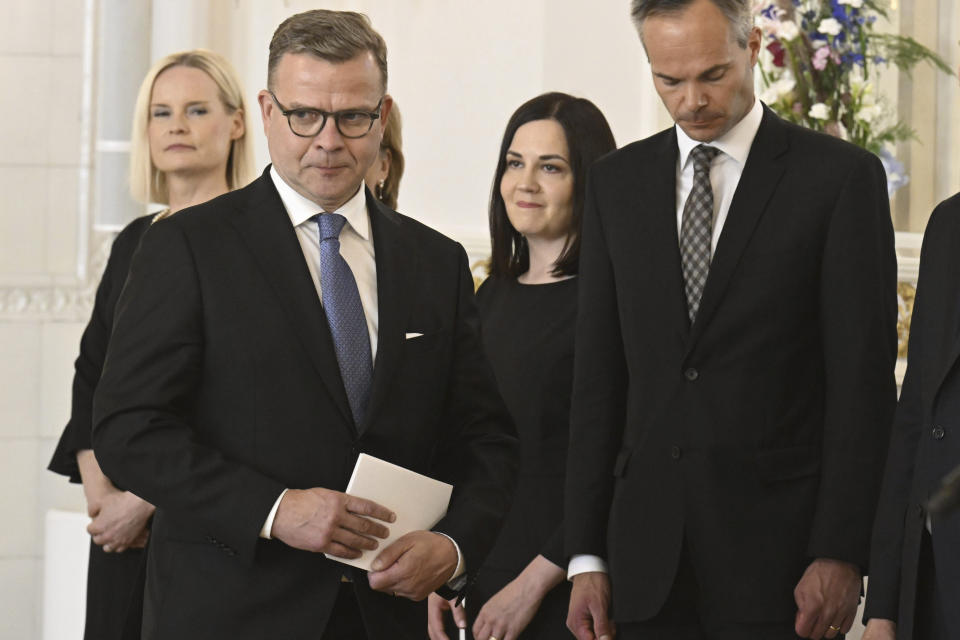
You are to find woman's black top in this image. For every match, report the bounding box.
[469,275,577,638]
[48,214,153,480]
[47,214,154,640]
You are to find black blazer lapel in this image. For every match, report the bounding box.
[687,106,788,351]
[641,130,691,342]
[227,170,355,430]
[928,270,960,409]
[364,193,415,431]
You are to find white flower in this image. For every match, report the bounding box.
[836,120,849,140]
[778,20,800,41]
[808,103,830,120]
[848,66,866,91]
[838,0,864,7]
[856,104,883,123]
[761,76,797,103]
[818,18,842,36]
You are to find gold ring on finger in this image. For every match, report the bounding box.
[828,625,841,632]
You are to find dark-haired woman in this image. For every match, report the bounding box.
[428,92,616,640]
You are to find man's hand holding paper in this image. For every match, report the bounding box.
[271,487,396,558]
[368,530,459,600]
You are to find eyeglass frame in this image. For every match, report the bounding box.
[267,90,384,139]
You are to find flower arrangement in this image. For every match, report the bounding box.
[755,0,952,194]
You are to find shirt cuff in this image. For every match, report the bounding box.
[260,488,288,539]
[568,554,609,580]
[434,532,467,589]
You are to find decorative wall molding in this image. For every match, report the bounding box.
[0,231,113,322]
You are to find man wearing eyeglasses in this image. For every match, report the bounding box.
[91,10,518,640]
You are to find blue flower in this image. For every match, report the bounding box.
[879,149,909,197]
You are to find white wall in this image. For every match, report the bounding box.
[0,0,91,636]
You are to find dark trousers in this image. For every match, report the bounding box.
[320,583,369,640]
[618,544,829,640]
[84,540,145,640]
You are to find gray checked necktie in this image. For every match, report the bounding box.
[316,213,373,428]
[680,144,720,324]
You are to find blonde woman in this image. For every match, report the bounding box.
[364,101,404,209]
[48,49,253,640]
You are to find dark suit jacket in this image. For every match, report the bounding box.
[864,193,960,638]
[92,168,519,640]
[564,106,898,625]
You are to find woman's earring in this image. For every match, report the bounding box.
[376,180,386,200]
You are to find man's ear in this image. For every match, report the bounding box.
[257,90,274,136]
[378,94,394,134]
[747,26,763,66]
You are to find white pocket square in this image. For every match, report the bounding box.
[405,332,424,339]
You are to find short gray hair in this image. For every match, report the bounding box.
[268,10,388,91]
[631,0,754,48]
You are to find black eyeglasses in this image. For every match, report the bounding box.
[268,90,382,139]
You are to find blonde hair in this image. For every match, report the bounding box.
[129,49,254,205]
[376,103,404,210]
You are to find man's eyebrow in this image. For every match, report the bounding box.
[653,71,680,83]
[653,63,731,83]
[698,63,731,79]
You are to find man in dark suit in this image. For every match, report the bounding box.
[862,194,960,640]
[563,0,897,638]
[92,10,517,640]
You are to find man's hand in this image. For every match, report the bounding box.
[794,558,862,639]
[86,488,155,553]
[567,571,615,640]
[427,593,466,640]
[270,488,395,557]
[861,618,896,640]
[368,530,458,601]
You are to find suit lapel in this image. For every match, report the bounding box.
[642,130,691,342]
[929,253,960,407]
[227,170,355,430]
[364,193,415,430]
[686,107,788,352]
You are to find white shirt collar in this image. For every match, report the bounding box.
[676,98,763,170]
[269,165,371,241]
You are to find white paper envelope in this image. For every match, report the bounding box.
[324,454,453,571]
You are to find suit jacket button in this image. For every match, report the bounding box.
[671,445,682,459]
[683,368,699,381]
[932,426,945,440]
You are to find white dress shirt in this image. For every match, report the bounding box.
[674,97,764,253]
[259,168,464,583]
[568,99,764,581]
[272,166,379,360]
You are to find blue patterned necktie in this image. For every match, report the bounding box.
[680,144,720,324]
[315,213,373,427]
